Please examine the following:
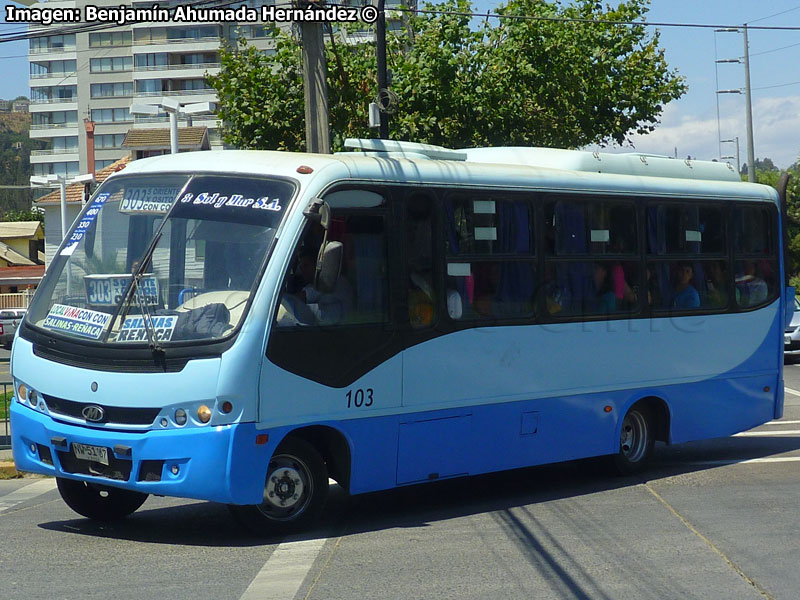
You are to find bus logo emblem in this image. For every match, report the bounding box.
[82,405,105,422]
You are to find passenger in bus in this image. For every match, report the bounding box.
[671,262,700,309]
[407,196,435,327]
[646,265,661,308]
[706,261,727,308]
[589,263,616,314]
[612,263,637,309]
[472,263,499,318]
[735,260,768,307]
[294,248,354,324]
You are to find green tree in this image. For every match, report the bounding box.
[209,0,686,151]
[0,113,43,215]
[2,208,44,228]
[754,160,800,279]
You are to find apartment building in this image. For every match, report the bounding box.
[29,0,413,179]
[29,0,276,178]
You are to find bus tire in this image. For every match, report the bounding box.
[56,478,148,521]
[612,405,654,475]
[229,437,328,535]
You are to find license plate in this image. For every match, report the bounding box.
[72,443,109,466]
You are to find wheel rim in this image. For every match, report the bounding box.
[620,410,648,463]
[257,453,313,522]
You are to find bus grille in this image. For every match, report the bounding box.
[56,449,132,481]
[43,394,160,426]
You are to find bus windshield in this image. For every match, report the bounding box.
[26,173,295,346]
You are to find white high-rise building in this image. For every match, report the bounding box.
[28,0,277,176]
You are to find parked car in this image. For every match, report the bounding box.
[785,297,800,359]
[0,308,26,348]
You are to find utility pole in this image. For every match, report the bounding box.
[742,25,756,183]
[715,27,756,183]
[376,0,389,139]
[300,1,331,154]
[721,137,740,174]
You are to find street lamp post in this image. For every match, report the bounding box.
[30,173,95,243]
[129,99,216,155]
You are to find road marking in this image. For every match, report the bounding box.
[0,479,56,515]
[239,537,327,600]
[676,456,800,466]
[784,387,800,397]
[734,430,800,437]
[643,483,774,600]
[765,420,800,425]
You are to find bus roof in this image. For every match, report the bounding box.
[342,138,741,183]
[115,144,773,203]
[461,147,742,183]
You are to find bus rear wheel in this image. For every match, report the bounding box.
[56,478,148,521]
[229,437,328,535]
[612,405,654,475]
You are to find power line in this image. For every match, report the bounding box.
[753,80,800,90]
[751,40,800,58]
[389,6,800,31]
[747,4,800,25]
[6,3,800,46]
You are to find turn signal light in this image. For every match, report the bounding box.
[197,405,212,423]
[17,383,28,402]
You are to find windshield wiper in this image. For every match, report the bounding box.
[133,271,163,353]
[102,231,162,345]
[101,178,193,346]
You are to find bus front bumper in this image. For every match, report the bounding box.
[10,401,274,505]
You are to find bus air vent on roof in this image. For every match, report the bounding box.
[461,147,741,182]
[342,138,468,161]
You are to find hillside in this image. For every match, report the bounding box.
[0,112,44,215]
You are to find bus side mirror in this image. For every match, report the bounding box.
[315,241,343,293]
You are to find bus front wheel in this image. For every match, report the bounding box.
[56,478,148,521]
[612,406,654,475]
[229,437,328,535]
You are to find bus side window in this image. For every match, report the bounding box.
[543,197,637,317]
[407,193,436,327]
[732,205,777,309]
[268,189,395,387]
[276,190,389,327]
[444,195,535,321]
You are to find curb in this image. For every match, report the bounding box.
[0,462,20,478]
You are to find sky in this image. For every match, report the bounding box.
[2,0,800,168]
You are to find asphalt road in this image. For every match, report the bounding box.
[2,372,800,600]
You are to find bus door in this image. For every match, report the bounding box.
[264,187,402,432]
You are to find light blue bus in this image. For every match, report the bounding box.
[10,140,793,533]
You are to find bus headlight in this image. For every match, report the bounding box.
[174,408,187,426]
[197,405,212,423]
[14,380,46,414]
